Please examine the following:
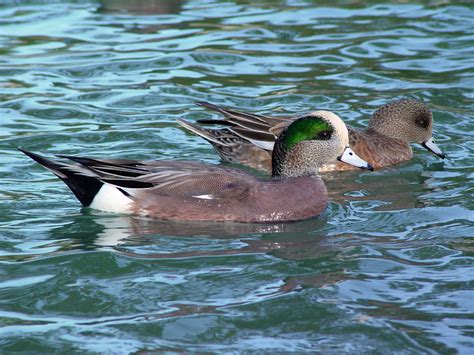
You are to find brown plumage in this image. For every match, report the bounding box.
[178,99,444,173]
[336,128,412,170]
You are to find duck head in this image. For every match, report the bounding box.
[368,99,445,159]
[272,111,373,177]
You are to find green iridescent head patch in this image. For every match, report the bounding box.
[279,116,334,151]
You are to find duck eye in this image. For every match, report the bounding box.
[416,117,429,129]
[318,130,332,140]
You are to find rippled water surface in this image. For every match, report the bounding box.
[1,0,473,353]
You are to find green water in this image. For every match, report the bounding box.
[1,0,473,353]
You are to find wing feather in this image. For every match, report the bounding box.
[59,157,255,200]
[197,101,294,132]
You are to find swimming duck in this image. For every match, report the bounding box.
[20,112,372,223]
[177,99,445,173]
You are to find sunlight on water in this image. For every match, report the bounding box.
[0,0,473,353]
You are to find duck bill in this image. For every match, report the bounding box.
[421,137,445,159]
[337,147,374,171]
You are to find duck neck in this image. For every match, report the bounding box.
[271,141,287,177]
[271,144,319,179]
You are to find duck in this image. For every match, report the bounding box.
[19,111,373,223]
[177,98,445,173]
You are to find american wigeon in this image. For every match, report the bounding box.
[20,112,372,223]
[177,99,445,173]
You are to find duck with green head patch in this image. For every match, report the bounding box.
[20,112,372,223]
[177,98,445,173]
[272,112,368,176]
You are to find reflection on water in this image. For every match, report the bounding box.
[324,162,439,211]
[1,0,473,353]
[53,213,333,259]
[94,214,326,242]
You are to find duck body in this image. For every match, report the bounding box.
[21,111,371,223]
[130,171,328,223]
[178,99,443,173]
[19,150,327,223]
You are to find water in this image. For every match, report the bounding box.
[1,0,473,353]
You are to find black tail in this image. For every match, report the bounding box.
[18,148,103,207]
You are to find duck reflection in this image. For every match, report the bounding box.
[323,160,441,211]
[48,211,343,261]
[41,212,346,288]
[92,214,353,292]
[92,213,329,246]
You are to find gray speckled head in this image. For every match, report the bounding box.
[368,99,434,144]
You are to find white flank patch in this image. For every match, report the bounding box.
[90,184,133,213]
[229,128,275,150]
[250,139,275,151]
[192,194,214,200]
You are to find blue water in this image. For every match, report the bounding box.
[1,1,473,353]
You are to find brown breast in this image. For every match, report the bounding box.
[335,128,412,171]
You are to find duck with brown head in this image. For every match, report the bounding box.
[20,112,372,223]
[366,99,444,158]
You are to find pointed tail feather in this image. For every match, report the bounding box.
[196,101,229,114]
[18,148,68,179]
[176,118,231,147]
[18,148,103,207]
[196,101,270,125]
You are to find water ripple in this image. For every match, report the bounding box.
[0,0,473,353]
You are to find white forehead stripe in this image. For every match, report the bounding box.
[308,110,349,146]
